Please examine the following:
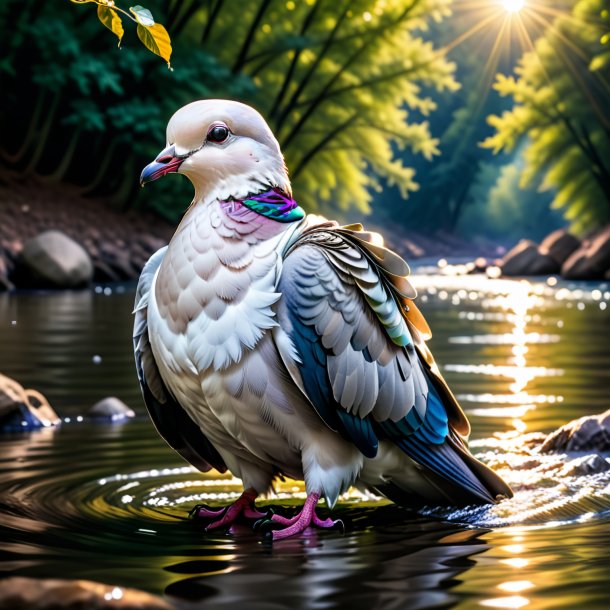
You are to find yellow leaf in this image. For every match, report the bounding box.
[136,23,172,68]
[97,5,124,47]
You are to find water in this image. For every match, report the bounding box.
[1,274,609,609]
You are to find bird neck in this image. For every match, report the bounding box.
[237,188,305,224]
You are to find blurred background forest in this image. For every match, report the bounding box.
[1,0,609,257]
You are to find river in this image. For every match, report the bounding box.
[0,271,609,609]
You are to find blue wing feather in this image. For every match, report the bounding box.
[287,302,379,458]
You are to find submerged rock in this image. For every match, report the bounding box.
[16,230,93,288]
[89,396,135,421]
[540,409,610,452]
[559,454,610,476]
[0,577,175,610]
[0,374,59,432]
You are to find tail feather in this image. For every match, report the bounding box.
[380,373,513,507]
[446,432,513,501]
[393,434,500,505]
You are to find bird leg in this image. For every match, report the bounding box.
[262,492,343,541]
[189,487,268,531]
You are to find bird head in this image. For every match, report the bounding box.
[140,99,291,204]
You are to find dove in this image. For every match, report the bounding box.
[133,99,512,540]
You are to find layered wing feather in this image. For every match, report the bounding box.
[275,223,512,504]
[133,247,227,474]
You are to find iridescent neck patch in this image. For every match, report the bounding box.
[240,188,305,223]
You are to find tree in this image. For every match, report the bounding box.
[369,2,518,233]
[163,0,458,214]
[483,0,610,234]
[1,0,457,220]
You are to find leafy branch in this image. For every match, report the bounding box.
[69,0,172,68]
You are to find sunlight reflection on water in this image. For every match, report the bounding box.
[1,274,609,609]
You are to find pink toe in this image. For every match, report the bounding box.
[205,504,241,530]
[271,513,300,526]
[272,521,308,540]
[312,513,336,528]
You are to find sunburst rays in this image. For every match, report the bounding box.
[441,1,609,115]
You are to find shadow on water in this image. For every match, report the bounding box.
[1,275,610,608]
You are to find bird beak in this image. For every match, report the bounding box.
[140,145,185,186]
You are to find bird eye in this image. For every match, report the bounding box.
[207,124,230,144]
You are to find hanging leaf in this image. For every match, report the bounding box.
[97,5,124,46]
[136,23,172,68]
[129,5,155,26]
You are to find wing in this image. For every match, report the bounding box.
[275,224,512,505]
[133,247,227,474]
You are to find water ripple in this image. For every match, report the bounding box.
[1,278,610,608]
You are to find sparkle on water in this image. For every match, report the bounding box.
[0,272,609,608]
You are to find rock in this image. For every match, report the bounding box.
[562,226,610,279]
[539,229,580,266]
[0,577,175,610]
[562,250,589,279]
[559,454,610,476]
[89,396,135,421]
[100,243,140,280]
[587,226,610,274]
[0,374,60,432]
[540,409,610,452]
[16,230,93,288]
[500,239,559,276]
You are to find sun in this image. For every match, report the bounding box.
[500,0,526,12]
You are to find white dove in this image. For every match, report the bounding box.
[133,99,512,540]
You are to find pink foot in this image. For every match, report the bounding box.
[189,488,268,531]
[262,493,344,541]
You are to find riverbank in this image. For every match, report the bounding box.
[0,181,173,289]
[7,180,608,290]
[0,181,502,290]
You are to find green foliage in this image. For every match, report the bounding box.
[483,0,610,234]
[1,0,456,221]
[150,0,458,215]
[590,4,610,70]
[370,4,517,233]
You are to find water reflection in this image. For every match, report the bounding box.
[0,288,140,412]
[0,421,490,609]
[165,519,490,609]
[1,277,610,609]
[435,277,564,433]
